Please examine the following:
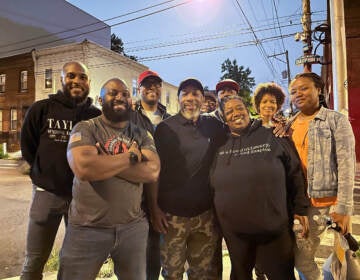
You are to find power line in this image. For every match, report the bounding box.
[29,31,297,74]
[125,19,325,53]
[0,0,193,56]
[0,0,181,49]
[137,32,296,61]
[122,10,325,46]
[232,0,278,79]
[272,0,286,52]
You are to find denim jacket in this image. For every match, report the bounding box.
[291,107,356,215]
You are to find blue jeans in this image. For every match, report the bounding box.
[146,226,161,280]
[21,187,70,280]
[58,217,149,280]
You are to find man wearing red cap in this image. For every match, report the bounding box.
[131,70,170,134]
[132,70,171,280]
[211,79,240,122]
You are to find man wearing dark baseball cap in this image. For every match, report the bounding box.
[149,77,225,279]
[177,78,204,96]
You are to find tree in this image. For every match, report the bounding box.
[220,58,255,109]
[111,33,137,61]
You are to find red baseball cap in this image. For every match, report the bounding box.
[215,79,240,93]
[138,70,162,86]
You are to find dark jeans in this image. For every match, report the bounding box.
[223,228,295,280]
[20,188,70,280]
[146,226,161,280]
[58,217,149,280]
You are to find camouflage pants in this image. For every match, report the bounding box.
[295,206,330,280]
[160,209,221,280]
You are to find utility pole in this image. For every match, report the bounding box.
[302,0,312,72]
[329,0,348,115]
[285,50,291,85]
[268,50,291,86]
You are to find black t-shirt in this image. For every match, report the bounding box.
[154,113,226,217]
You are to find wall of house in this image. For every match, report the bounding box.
[323,0,360,160]
[33,40,179,115]
[0,53,35,152]
[0,0,110,58]
[345,0,360,160]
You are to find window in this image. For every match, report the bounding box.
[166,92,170,106]
[0,74,5,93]
[0,110,2,131]
[20,70,28,91]
[45,69,52,88]
[132,79,137,97]
[10,109,17,131]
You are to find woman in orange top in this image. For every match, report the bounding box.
[289,72,355,280]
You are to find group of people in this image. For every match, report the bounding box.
[19,60,355,280]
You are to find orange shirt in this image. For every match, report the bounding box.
[291,116,337,207]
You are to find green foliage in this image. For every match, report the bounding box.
[44,250,114,278]
[98,258,114,278]
[111,33,137,61]
[0,144,8,159]
[44,249,59,272]
[220,58,256,110]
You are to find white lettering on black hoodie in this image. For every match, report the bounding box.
[21,91,101,197]
[210,119,309,237]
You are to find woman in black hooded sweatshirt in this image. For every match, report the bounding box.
[210,95,309,280]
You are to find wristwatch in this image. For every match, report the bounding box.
[129,151,138,165]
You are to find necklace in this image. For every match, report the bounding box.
[297,110,319,121]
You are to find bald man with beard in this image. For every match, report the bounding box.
[20,61,101,280]
[58,78,160,280]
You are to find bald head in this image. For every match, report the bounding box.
[61,61,89,80]
[99,78,131,123]
[60,61,90,104]
[100,78,128,100]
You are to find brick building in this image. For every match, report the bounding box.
[0,53,35,152]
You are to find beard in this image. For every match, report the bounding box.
[144,98,157,106]
[102,100,130,122]
[180,101,201,121]
[142,94,158,106]
[63,87,89,104]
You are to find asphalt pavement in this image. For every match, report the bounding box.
[0,160,65,279]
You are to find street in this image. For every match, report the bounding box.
[0,160,359,279]
[0,160,65,279]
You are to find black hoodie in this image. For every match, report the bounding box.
[210,119,309,237]
[21,91,101,197]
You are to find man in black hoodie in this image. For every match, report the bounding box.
[20,61,101,280]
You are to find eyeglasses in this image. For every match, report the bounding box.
[140,79,162,89]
